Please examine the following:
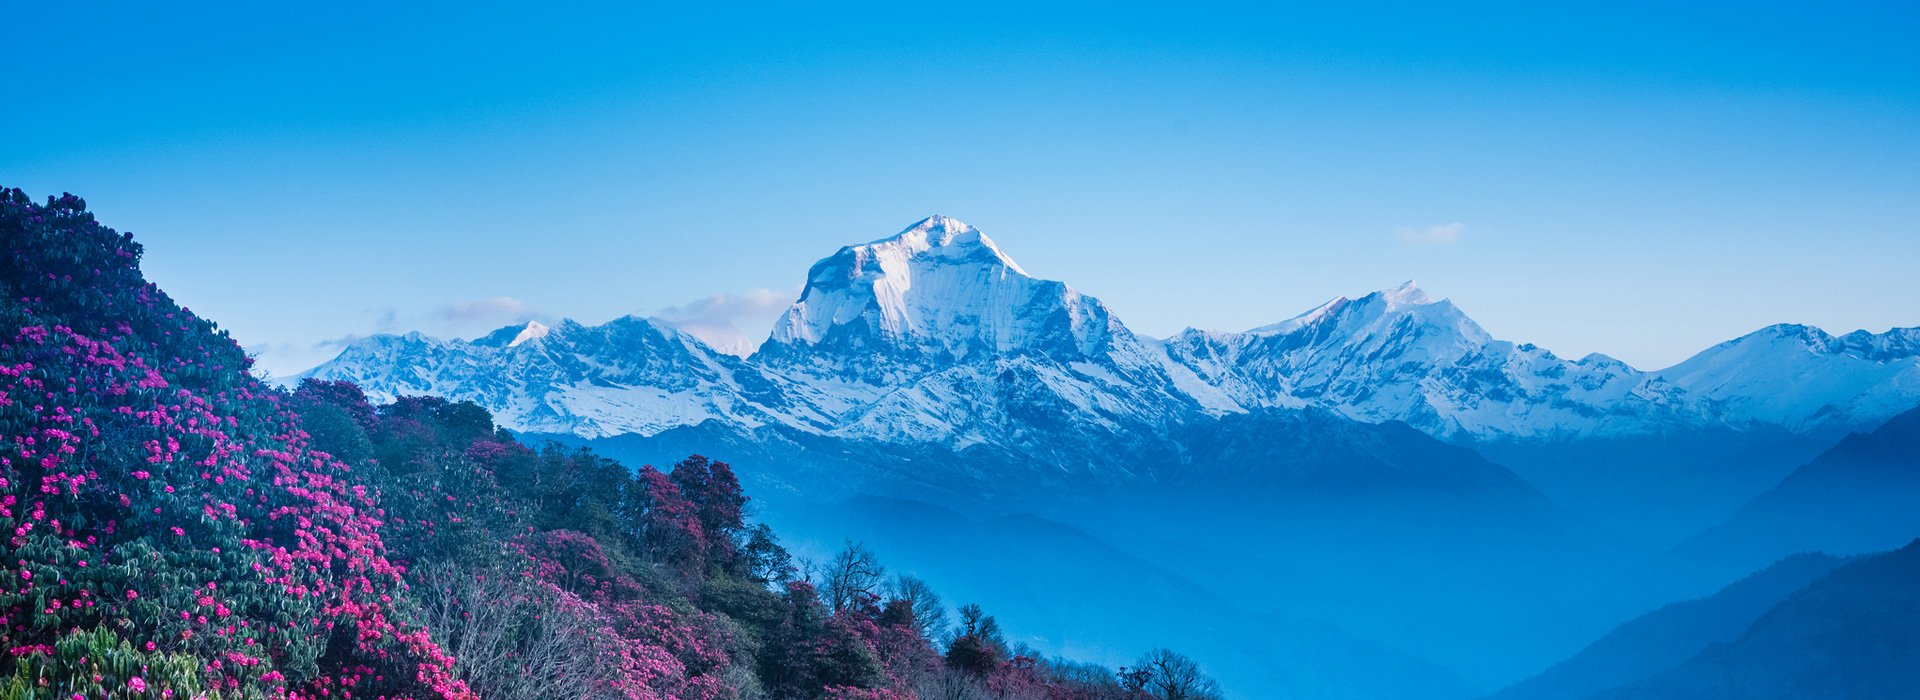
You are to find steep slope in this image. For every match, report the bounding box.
[1597,539,1920,700]
[1163,282,1705,441]
[776,494,1482,700]
[760,215,1120,380]
[8,188,1187,700]
[296,315,831,438]
[1490,552,1846,700]
[1673,405,1920,576]
[1659,323,1920,437]
[1165,407,1548,496]
[750,215,1233,465]
[1474,431,1830,547]
[290,217,1630,515]
[0,189,476,699]
[1030,416,1613,689]
[295,217,1920,451]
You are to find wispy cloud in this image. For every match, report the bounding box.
[246,335,368,382]
[1396,222,1465,245]
[311,334,366,350]
[654,288,796,356]
[433,296,537,325]
[250,298,548,380]
[259,290,796,377]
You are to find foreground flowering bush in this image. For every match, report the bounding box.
[1,188,1210,700]
[2,190,472,699]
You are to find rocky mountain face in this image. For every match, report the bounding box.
[1656,323,1920,436]
[299,315,832,438]
[750,215,1230,454]
[1160,281,1706,440]
[288,215,1920,697]
[295,216,1920,469]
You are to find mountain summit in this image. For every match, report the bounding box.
[296,315,829,438]
[1658,324,1920,435]
[754,216,1226,453]
[759,215,1124,382]
[1166,282,1703,440]
[297,217,1920,446]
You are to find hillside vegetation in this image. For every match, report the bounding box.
[0,189,1214,700]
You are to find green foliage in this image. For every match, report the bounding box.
[3,189,473,698]
[2,187,1206,700]
[2,626,252,700]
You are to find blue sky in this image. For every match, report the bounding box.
[7,1,1917,376]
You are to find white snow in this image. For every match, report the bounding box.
[766,215,1093,359]
[1657,324,1920,434]
[507,321,550,348]
[289,218,1920,447]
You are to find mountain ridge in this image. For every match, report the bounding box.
[294,216,1920,449]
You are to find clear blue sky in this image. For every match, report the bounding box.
[7,1,1917,377]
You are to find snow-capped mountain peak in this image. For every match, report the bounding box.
[1249,296,1353,336]
[290,314,836,438]
[760,216,1123,376]
[1658,323,1920,434]
[744,217,1233,448]
[472,321,542,348]
[1379,279,1432,307]
[506,320,549,347]
[1248,280,1484,346]
[877,215,1028,275]
[291,219,1920,446]
[1168,282,1699,439]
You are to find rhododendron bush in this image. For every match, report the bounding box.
[1,188,1203,700]
[2,190,472,699]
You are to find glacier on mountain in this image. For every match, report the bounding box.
[1161,280,1706,440]
[293,216,1920,447]
[1657,324,1920,435]
[296,315,833,438]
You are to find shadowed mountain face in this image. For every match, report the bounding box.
[1594,539,1920,700]
[289,215,1920,697]
[773,495,1485,700]
[307,218,1594,513]
[1489,412,1920,700]
[1491,552,1847,700]
[296,217,1920,533]
[1670,406,1920,580]
[539,404,1610,689]
[1475,430,1834,547]
[301,216,1920,454]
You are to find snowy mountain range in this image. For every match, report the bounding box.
[1161,281,1705,440]
[303,315,831,437]
[293,216,1920,451]
[1659,324,1920,434]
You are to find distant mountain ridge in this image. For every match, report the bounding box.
[751,215,1224,453]
[305,314,833,438]
[1491,552,1849,700]
[295,216,1920,452]
[1161,281,1705,440]
[1668,405,1920,577]
[1657,323,1920,434]
[1596,539,1920,699]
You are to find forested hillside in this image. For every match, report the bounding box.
[0,189,1214,700]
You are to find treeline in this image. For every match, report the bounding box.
[0,187,1220,699]
[289,381,1220,700]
